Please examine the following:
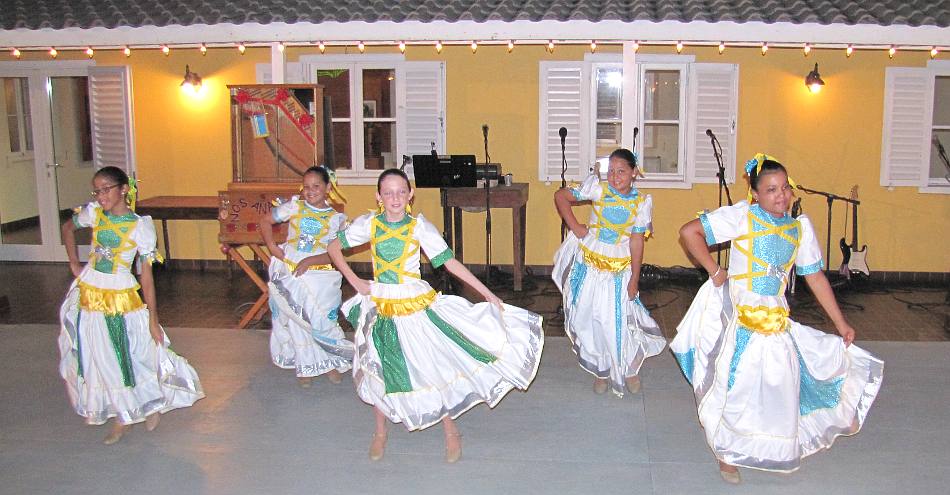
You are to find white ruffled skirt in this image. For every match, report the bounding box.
[268,255,353,377]
[342,278,544,431]
[552,232,667,396]
[670,279,884,472]
[58,269,204,425]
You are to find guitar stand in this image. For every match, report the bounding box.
[796,185,864,312]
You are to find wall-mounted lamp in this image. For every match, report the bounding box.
[805,63,825,93]
[180,65,202,93]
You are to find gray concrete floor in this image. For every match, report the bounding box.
[1,323,948,494]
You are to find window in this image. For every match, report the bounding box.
[881,61,950,193]
[540,54,738,188]
[4,78,33,154]
[260,56,445,184]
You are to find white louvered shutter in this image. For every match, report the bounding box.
[687,63,738,184]
[881,67,933,187]
[401,61,445,177]
[88,66,135,174]
[539,62,586,182]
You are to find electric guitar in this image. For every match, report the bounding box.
[838,186,870,277]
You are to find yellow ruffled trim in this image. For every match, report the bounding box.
[372,289,437,317]
[580,244,631,272]
[736,304,789,335]
[283,258,334,272]
[78,282,144,314]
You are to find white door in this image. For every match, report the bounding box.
[0,62,134,261]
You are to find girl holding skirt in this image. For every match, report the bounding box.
[553,149,666,397]
[59,166,203,444]
[327,169,543,463]
[671,155,883,483]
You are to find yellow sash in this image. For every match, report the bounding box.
[737,304,789,335]
[373,290,437,317]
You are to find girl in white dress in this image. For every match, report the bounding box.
[671,155,883,483]
[261,166,353,388]
[59,166,204,444]
[327,169,543,463]
[552,149,666,396]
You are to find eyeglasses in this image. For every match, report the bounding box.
[90,183,122,197]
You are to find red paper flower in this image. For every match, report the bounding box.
[298,114,314,126]
[235,90,251,104]
[275,89,290,101]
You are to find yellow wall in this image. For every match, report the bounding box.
[81,44,948,272]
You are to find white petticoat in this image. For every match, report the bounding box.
[58,268,204,425]
[268,256,353,377]
[552,231,667,396]
[670,279,884,472]
[343,278,544,431]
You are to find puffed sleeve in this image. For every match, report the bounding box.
[71,202,99,229]
[697,201,749,245]
[133,215,164,265]
[271,196,299,223]
[631,193,653,238]
[326,211,348,239]
[794,215,824,275]
[569,174,604,202]
[413,213,453,268]
[337,212,373,250]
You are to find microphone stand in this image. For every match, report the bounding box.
[560,135,568,242]
[795,184,863,310]
[709,132,733,266]
[935,136,950,183]
[483,127,493,286]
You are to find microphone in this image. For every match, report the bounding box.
[632,126,639,148]
[934,134,947,154]
[706,128,716,140]
[482,124,489,139]
[430,141,438,158]
[559,127,567,150]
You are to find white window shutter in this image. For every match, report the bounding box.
[539,62,586,182]
[881,67,933,187]
[256,63,303,83]
[401,61,445,176]
[687,63,738,184]
[87,66,135,174]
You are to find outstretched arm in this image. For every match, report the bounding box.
[803,271,855,346]
[443,258,502,309]
[260,213,285,260]
[327,238,370,295]
[61,219,84,278]
[554,188,588,238]
[679,219,727,287]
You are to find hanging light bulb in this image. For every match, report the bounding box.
[200,43,207,55]
[471,41,478,53]
[888,45,896,58]
[547,40,555,53]
[803,43,811,57]
[398,41,406,54]
[718,41,726,54]
[318,41,326,54]
[761,42,768,56]
[161,45,170,56]
[675,41,684,54]
[435,41,443,53]
[632,41,640,52]
[123,46,131,57]
[277,42,285,52]
[805,63,825,94]
[85,47,94,58]
[358,41,365,53]
[11,48,21,59]
[49,47,58,59]
[931,46,939,59]
[590,40,597,53]
[180,65,203,94]
[238,43,246,54]
[507,40,514,53]
[846,44,854,58]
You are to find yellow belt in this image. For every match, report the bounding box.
[736,305,789,335]
[79,282,144,314]
[580,244,630,272]
[373,290,437,317]
[283,259,334,272]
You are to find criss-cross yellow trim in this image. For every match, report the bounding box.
[370,215,421,283]
[730,211,801,292]
[590,184,646,244]
[286,201,334,252]
[92,210,139,273]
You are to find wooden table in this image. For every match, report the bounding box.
[440,183,529,291]
[136,196,219,261]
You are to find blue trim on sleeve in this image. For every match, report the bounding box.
[698,214,717,245]
[796,260,823,276]
[570,188,582,201]
[630,226,649,234]
[271,208,282,223]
